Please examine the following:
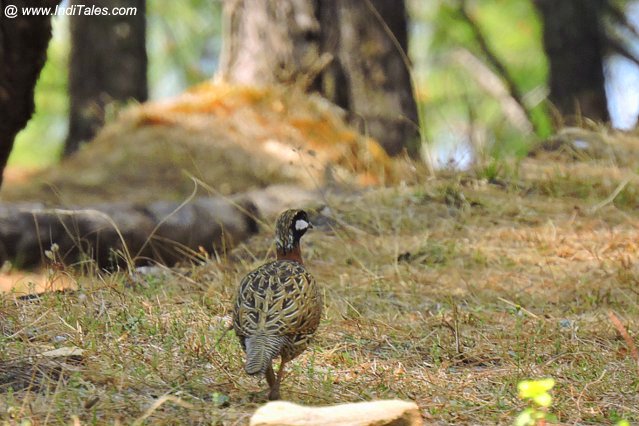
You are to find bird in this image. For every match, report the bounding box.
[232,209,322,400]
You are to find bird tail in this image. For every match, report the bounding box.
[244,334,286,375]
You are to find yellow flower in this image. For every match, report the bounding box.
[517,378,555,408]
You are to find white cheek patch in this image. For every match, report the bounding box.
[295,219,309,231]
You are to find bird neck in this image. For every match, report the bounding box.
[276,245,304,263]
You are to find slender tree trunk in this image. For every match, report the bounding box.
[0,0,60,187]
[65,0,147,155]
[325,0,419,156]
[220,0,420,157]
[534,0,609,123]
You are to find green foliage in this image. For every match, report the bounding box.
[408,0,551,165]
[147,0,223,98]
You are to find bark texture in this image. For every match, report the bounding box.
[534,0,609,123]
[0,0,59,187]
[65,0,147,155]
[220,0,419,157]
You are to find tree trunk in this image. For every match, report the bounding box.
[220,0,420,157]
[534,0,609,123]
[0,0,60,187]
[65,0,147,155]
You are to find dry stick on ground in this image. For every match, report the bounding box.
[608,311,639,375]
[497,297,539,319]
[132,395,195,426]
[588,177,631,214]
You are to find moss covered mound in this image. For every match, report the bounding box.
[1,83,395,205]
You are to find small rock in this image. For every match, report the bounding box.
[41,347,84,358]
[211,392,230,408]
[559,319,574,329]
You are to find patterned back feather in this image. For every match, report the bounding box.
[233,261,322,369]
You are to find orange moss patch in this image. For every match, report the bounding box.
[136,82,396,182]
[0,271,76,295]
[2,165,40,185]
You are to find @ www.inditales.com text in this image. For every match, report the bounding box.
[4,4,138,18]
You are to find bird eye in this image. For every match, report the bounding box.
[294,219,309,231]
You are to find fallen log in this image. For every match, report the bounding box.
[0,197,258,269]
[249,399,424,426]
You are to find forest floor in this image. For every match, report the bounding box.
[2,129,639,425]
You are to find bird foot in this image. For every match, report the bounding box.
[267,386,281,400]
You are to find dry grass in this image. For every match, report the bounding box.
[2,138,639,424]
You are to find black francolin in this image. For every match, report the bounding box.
[232,209,322,400]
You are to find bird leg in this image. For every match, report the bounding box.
[265,362,276,389]
[277,360,287,384]
[268,360,287,401]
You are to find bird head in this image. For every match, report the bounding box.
[275,209,312,258]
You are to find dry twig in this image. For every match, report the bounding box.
[608,311,639,375]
